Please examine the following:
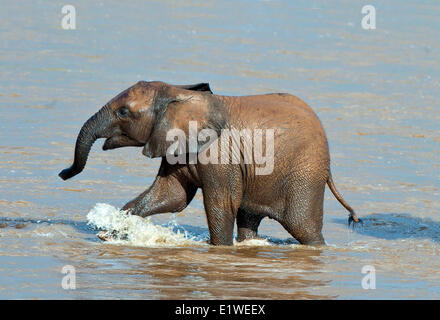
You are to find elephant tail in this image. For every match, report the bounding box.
[327,173,362,227]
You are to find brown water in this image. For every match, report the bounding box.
[1,0,439,299]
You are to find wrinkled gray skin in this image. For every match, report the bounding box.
[59,81,361,246]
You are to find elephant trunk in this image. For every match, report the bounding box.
[59,106,112,180]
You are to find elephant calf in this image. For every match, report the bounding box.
[59,81,361,245]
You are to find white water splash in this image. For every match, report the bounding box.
[86,203,206,247]
[86,203,301,248]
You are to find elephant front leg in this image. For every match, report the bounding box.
[202,188,241,246]
[204,205,236,246]
[122,174,197,217]
[98,169,197,242]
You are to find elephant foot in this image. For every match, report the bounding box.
[97,230,110,241]
[237,229,263,242]
[97,230,128,241]
[237,236,265,243]
[296,233,326,246]
[122,200,136,211]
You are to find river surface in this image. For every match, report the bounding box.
[0,0,439,299]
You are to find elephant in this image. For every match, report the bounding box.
[59,81,361,246]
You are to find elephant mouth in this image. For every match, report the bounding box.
[103,135,144,150]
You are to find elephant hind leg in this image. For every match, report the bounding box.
[236,209,264,242]
[280,182,326,246]
[281,216,325,246]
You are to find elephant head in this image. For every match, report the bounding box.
[58,81,216,180]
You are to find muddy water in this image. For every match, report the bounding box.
[1,0,439,299]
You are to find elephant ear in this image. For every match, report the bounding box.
[173,83,213,93]
[143,85,221,159]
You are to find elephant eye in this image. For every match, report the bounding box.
[118,107,129,116]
